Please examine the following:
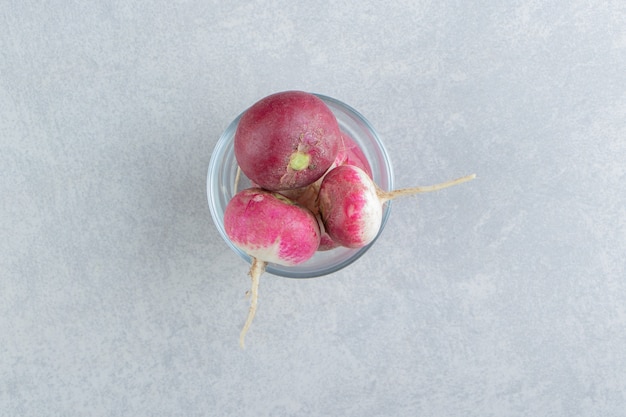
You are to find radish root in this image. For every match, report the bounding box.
[239,257,267,349]
[234,165,242,193]
[377,173,476,203]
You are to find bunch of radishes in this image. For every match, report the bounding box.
[223,91,475,347]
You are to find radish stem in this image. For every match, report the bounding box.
[234,165,242,193]
[239,257,266,349]
[378,173,476,203]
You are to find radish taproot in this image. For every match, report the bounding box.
[234,91,342,191]
[224,188,321,347]
[318,165,476,249]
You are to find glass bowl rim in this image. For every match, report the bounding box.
[207,92,394,278]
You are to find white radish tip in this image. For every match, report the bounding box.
[239,257,266,349]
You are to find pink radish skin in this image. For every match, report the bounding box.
[224,188,321,347]
[234,91,341,191]
[319,165,476,249]
[318,165,383,248]
[224,188,320,265]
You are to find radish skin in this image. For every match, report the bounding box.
[234,91,341,191]
[224,189,320,265]
[318,165,382,248]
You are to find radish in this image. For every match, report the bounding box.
[318,165,476,249]
[224,188,321,347]
[234,91,341,191]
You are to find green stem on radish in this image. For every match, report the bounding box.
[239,257,267,349]
[377,173,476,203]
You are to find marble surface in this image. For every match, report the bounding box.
[2,1,626,416]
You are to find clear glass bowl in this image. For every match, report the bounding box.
[207,93,394,278]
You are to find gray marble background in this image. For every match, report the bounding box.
[2,1,626,416]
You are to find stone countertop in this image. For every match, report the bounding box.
[2,2,626,416]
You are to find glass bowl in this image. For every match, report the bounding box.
[207,93,394,278]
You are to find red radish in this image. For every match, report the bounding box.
[234,91,342,191]
[317,166,382,248]
[224,188,321,347]
[318,165,476,249]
